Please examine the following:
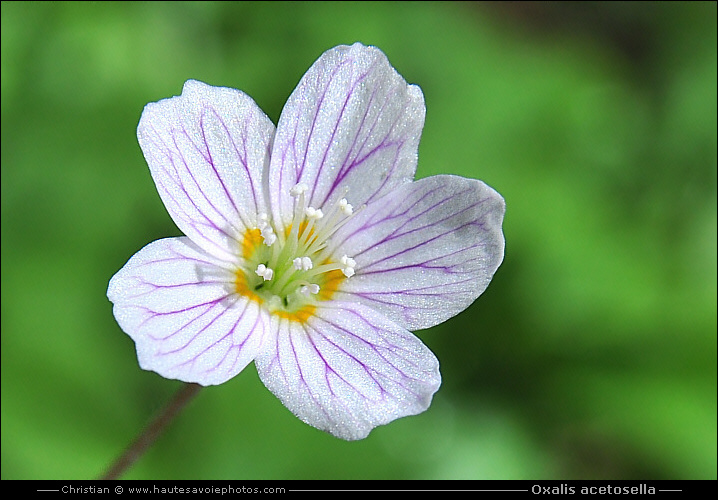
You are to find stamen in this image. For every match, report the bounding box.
[340,255,356,278]
[242,187,358,312]
[301,196,357,262]
[285,185,308,258]
[255,264,274,281]
[289,183,308,197]
[293,256,313,271]
[260,226,277,246]
[255,213,277,246]
[305,207,324,220]
[300,284,320,296]
[339,198,353,215]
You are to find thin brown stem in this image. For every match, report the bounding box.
[100,382,202,480]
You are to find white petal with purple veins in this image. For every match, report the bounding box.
[254,302,440,440]
[332,175,506,331]
[108,237,268,386]
[269,43,425,225]
[138,80,274,262]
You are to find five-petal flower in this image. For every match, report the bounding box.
[108,43,505,440]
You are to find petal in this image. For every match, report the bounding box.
[255,302,440,440]
[333,175,506,331]
[138,80,274,262]
[269,43,425,225]
[108,237,267,386]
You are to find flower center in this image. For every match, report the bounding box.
[235,184,356,322]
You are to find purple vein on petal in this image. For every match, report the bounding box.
[308,60,377,204]
[212,301,263,377]
[132,251,235,273]
[359,222,485,273]
[299,67,337,183]
[145,114,250,238]
[349,276,480,312]
[318,308,424,367]
[310,309,427,395]
[172,298,254,372]
[137,293,233,336]
[154,295,239,348]
[279,57,341,193]
[170,127,241,234]
[335,184,481,262]
[328,81,381,185]
[280,319,335,423]
[120,277,222,303]
[334,184,441,246]
[336,89,409,208]
[289,326,329,417]
[197,110,244,221]
[156,187,230,261]
[304,324,385,402]
[198,105,261,225]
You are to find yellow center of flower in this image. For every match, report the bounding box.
[234,184,356,323]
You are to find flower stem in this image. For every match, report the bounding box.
[100,382,202,480]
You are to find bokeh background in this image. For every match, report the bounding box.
[2,1,715,480]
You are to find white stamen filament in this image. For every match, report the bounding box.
[297,196,357,263]
[282,182,313,259]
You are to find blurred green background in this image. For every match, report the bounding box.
[2,1,715,480]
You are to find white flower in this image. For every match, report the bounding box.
[107,43,505,440]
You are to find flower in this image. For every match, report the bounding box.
[107,43,505,440]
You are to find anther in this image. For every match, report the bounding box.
[340,255,356,277]
[300,284,320,296]
[255,264,274,281]
[305,207,324,220]
[290,183,308,197]
[260,225,277,246]
[293,256,313,271]
[339,198,353,215]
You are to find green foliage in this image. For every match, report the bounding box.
[2,1,715,479]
